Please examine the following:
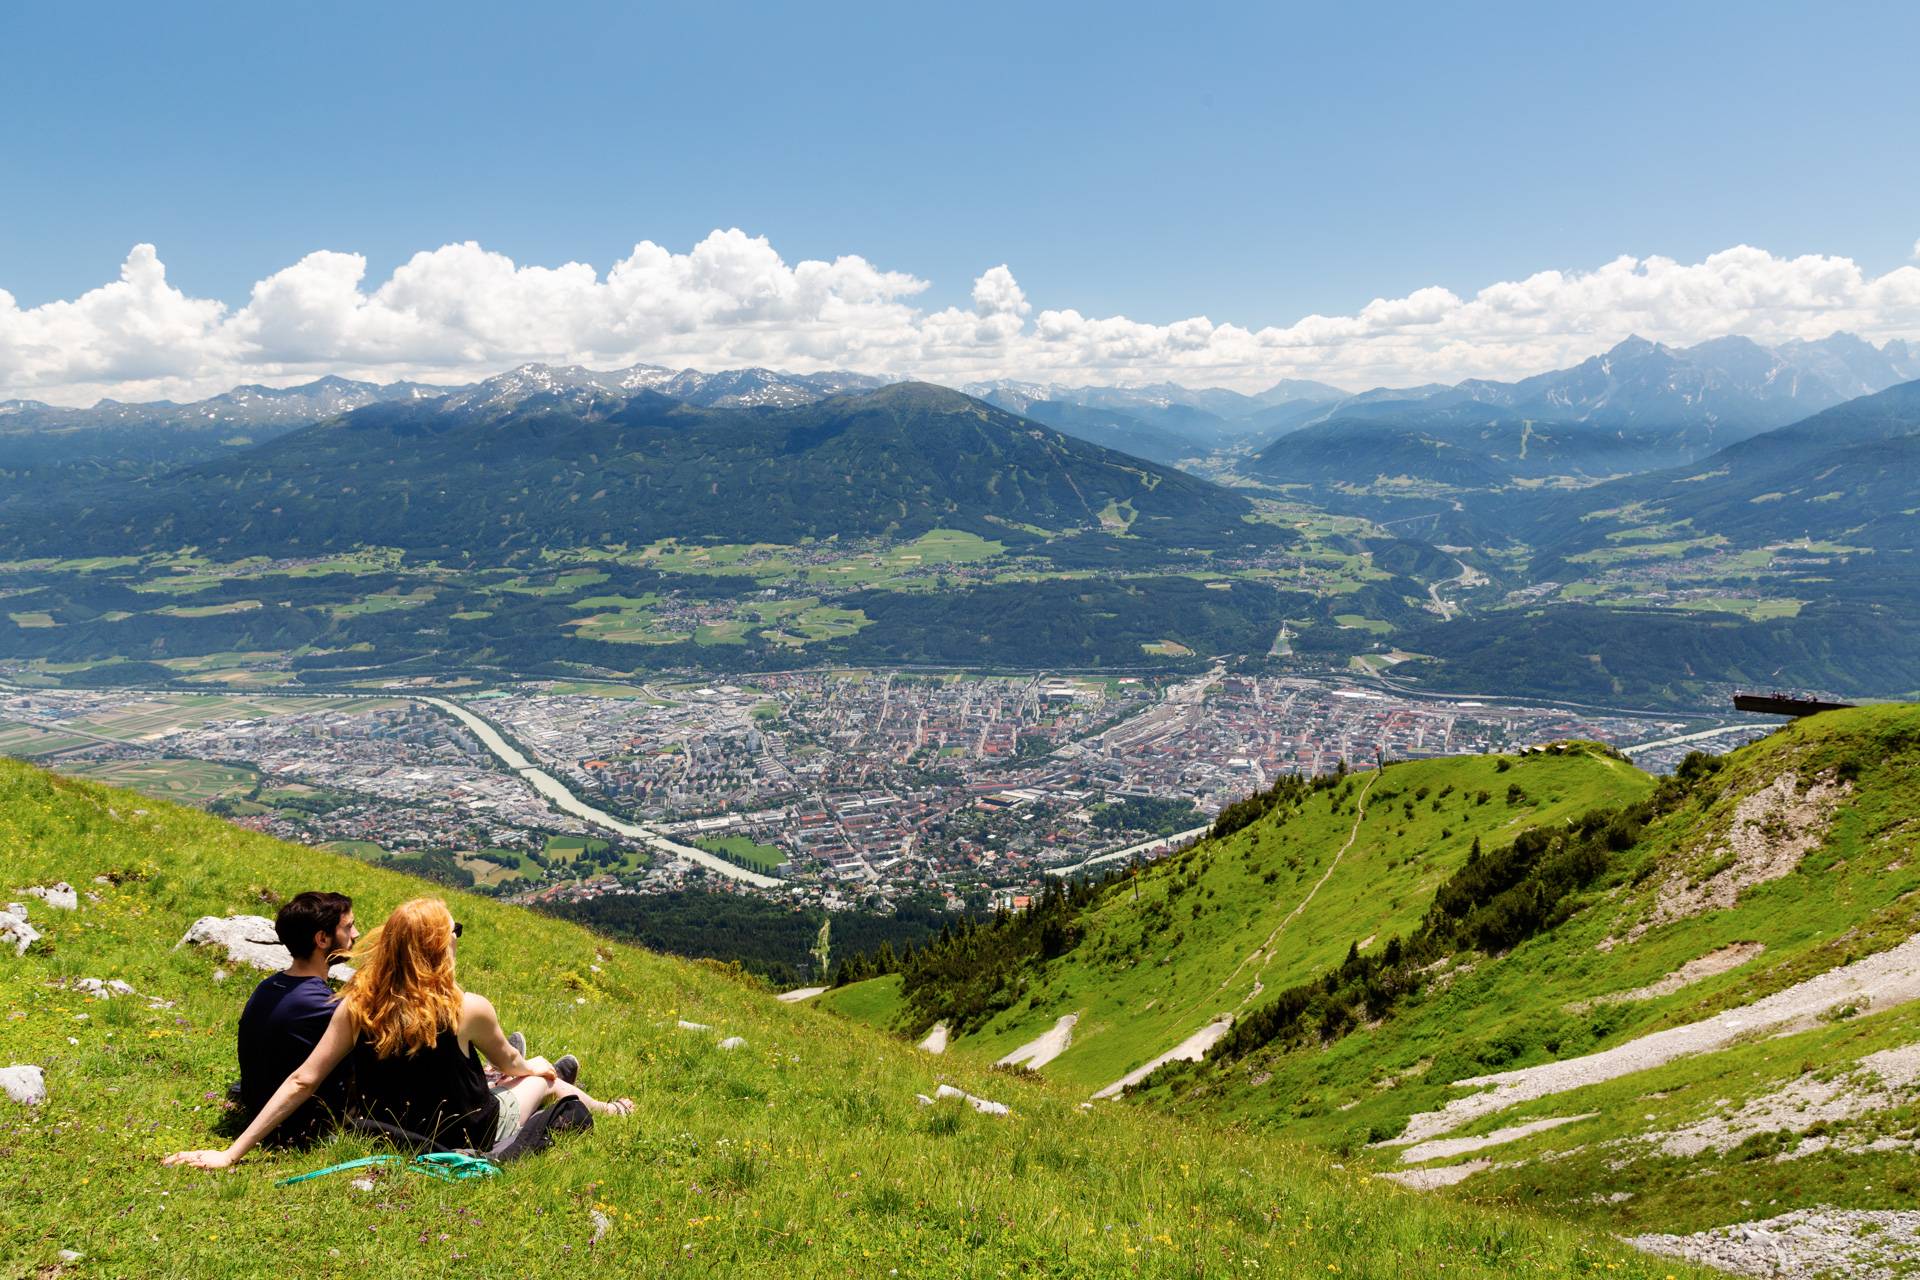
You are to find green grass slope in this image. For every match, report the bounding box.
[0,758,1686,1278]
[928,746,1652,1093]
[1157,705,1920,1242]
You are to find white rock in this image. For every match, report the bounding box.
[58,1249,83,1262]
[349,1177,376,1192]
[177,915,290,971]
[0,905,39,957]
[932,1083,1010,1116]
[589,1209,612,1246]
[211,969,229,983]
[26,883,77,911]
[717,1036,747,1051]
[1,1064,47,1107]
[915,1093,935,1107]
[676,1019,712,1032]
[328,962,355,982]
[69,978,138,999]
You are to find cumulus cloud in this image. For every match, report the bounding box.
[4,230,1920,406]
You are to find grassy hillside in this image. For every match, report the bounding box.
[878,746,1652,1095]
[1183,702,1920,1238]
[0,758,1685,1278]
[864,705,1920,1259]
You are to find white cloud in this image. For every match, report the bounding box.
[4,230,1920,406]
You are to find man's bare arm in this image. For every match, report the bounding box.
[164,1001,357,1169]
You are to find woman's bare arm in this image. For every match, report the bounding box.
[461,991,554,1081]
[163,1001,358,1170]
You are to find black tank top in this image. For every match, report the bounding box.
[347,1027,499,1149]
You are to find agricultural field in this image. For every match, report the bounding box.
[542,834,611,864]
[321,838,386,861]
[694,834,786,874]
[454,847,533,887]
[2,505,1460,692]
[0,721,95,758]
[62,757,257,805]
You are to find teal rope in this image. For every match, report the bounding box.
[276,1151,500,1186]
[274,1154,396,1186]
[410,1152,501,1181]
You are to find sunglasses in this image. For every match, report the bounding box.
[452,921,464,939]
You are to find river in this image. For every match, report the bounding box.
[417,696,786,889]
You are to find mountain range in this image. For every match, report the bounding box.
[1250,333,1920,504]
[1,382,1272,560]
[1536,378,1920,560]
[1275,332,1920,440]
[7,329,1913,479]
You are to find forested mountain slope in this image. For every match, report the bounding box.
[0,383,1272,560]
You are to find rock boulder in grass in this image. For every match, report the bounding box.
[1,903,40,957]
[26,883,77,911]
[177,914,358,980]
[933,1083,1010,1116]
[1,1064,47,1107]
[178,914,289,971]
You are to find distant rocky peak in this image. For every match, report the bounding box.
[1601,334,1667,364]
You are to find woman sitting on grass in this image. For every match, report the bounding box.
[166,896,631,1170]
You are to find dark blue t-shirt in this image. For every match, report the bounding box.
[237,973,346,1144]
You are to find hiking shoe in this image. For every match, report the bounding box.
[554,1054,580,1086]
[507,1030,526,1057]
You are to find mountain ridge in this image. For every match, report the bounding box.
[0,381,1276,559]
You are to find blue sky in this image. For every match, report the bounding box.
[5,1,1920,402]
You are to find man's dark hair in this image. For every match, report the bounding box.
[276,892,353,960]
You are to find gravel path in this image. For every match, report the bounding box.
[916,1023,949,1054]
[1388,928,1920,1146]
[1627,1208,1920,1278]
[1643,1043,1920,1158]
[1568,942,1766,1012]
[1397,1113,1596,1165]
[1091,1017,1232,1100]
[1375,1160,1493,1189]
[997,1014,1078,1070]
[777,986,827,1003]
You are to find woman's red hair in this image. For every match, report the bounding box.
[341,897,464,1058]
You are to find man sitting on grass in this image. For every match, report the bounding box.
[235,891,358,1145]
